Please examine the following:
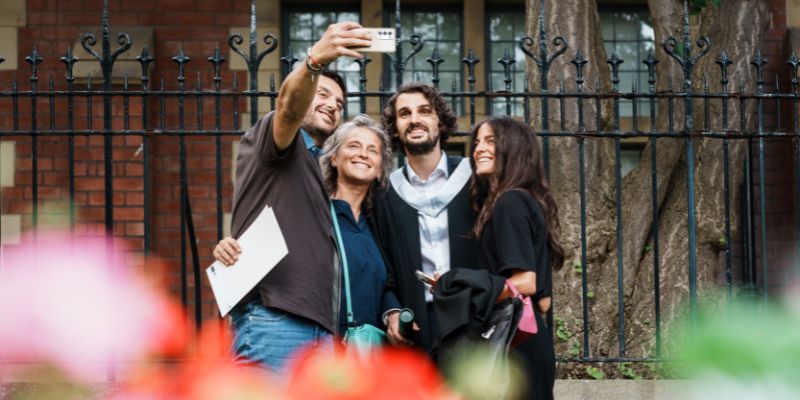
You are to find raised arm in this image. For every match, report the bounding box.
[272,22,370,151]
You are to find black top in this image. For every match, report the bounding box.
[478,190,551,301]
[371,156,479,354]
[332,199,389,335]
[230,111,338,333]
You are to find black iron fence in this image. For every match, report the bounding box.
[0,0,798,367]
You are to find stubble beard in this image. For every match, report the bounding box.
[402,124,440,156]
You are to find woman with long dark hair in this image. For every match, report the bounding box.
[470,116,565,399]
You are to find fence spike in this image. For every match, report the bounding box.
[25,47,43,81]
[61,47,79,82]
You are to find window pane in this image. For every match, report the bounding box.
[387,9,463,110]
[487,9,529,116]
[599,9,653,117]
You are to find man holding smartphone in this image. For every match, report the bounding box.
[372,82,479,361]
[213,22,370,373]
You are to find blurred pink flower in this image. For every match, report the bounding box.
[0,233,184,381]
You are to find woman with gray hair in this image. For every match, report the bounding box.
[318,114,394,336]
[213,114,394,338]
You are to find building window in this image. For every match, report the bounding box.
[486,9,526,116]
[385,9,463,100]
[283,7,360,116]
[600,9,655,117]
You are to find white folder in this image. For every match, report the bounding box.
[206,205,288,317]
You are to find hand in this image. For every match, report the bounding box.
[308,22,372,65]
[213,237,241,266]
[428,272,441,294]
[385,311,419,347]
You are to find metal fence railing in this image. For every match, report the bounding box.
[0,0,797,367]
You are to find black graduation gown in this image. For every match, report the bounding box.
[371,156,479,355]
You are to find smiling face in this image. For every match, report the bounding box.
[301,75,345,144]
[473,123,496,177]
[332,127,384,187]
[394,92,441,156]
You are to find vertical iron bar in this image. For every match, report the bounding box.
[123,75,130,131]
[395,0,403,87]
[248,0,258,127]
[138,48,152,256]
[26,48,42,239]
[209,48,225,243]
[752,52,769,304]
[789,53,800,278]
[607,52,625,357]
[571,51,590,358]
[61,49,78,230]
[233,73,240,131]
[173,50,190,317]
[644,49,661,357]
[741,79,757,294]
[717,51,733,312]
[463,49,478,126]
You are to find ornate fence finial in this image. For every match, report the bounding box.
[136,46,154,82]
[519,0,568,92]
[208,47,226,83]
[751,50,767,91]
[463,48,480,86]
[716,50,732,86]
[571,50,588,86]
[499,48,516,92]
[427,48,444,88]
[172,48,191,82]
[61,47,79,82]
[662,0,710,89]
[643,49,659,88]
[25,47,43,81]
[607,52,623,90]
[787,51,800,87]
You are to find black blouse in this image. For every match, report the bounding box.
[478,190,552,301]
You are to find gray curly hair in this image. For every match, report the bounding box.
[319,114,393,208]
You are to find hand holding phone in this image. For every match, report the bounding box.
[351,28,396,53]
[415,270,436,285]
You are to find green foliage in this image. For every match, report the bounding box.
[586,290,594,299]
[690,0,723,15]
[573,260,583,274]
[586,366,605,380]
[569,340,581,356]
[718,234,727,247]
[644,244,652,253]
[555,317,572,342]
[618,362,643,380]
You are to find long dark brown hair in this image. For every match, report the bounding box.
[469,117,565,270]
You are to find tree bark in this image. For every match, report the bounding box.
[524,0,770,368]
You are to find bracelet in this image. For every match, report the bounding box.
[306,47,322,68]
[306,48,323,72]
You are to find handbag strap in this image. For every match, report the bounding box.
[331,201,355,327]
[505,279,528,303]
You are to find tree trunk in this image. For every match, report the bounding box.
[524,0,770,369]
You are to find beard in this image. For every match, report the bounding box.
[401,124,440,155]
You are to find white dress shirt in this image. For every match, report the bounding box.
[406,152,451,303]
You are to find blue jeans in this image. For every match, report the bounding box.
[230,301,334,373]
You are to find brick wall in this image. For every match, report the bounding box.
[0,0,253,323]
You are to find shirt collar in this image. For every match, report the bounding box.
[406,151,448,185]
[301,129,321,159]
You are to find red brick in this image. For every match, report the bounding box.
[125,221,145,236]
[114,206,144,221]
[157,0,194,12]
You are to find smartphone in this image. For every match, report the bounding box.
[351,28,396,53]
[415,270,436,285]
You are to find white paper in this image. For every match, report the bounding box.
[206,206,288,317]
